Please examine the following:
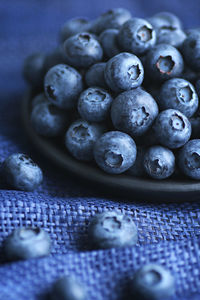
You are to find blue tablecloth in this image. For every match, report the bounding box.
[0,1,200,299]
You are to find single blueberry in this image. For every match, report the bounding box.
[94,131,136,174]
[157,28,186,48]
[89,211,138,249]
[44,64,83,109]
[158,78,199,117]
[181,32,200,71]
[118,18,157,55]
[51,276,86,300]
[178,139,200,180]
[31,101,69,137]
[85,63,107,89]
[23,53,46,88]
[128,146,146,178]
[111,88,158,137]
[131,263,175,300]
[99,29,121,58]
[65,119,104,161]
[31,93,48,108]
[78,87,113,122]
[2,153,43,191]
[4,227,51,261]
[104,52,144,93]
[154,109,191,149]
[91,8,131,35]
[60,18,91,42]
[148,11,183,32]
[63,32,103,69]
[143,146,175,179]
[145,44,184,82]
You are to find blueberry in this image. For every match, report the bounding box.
[85,63,107,89]
[178,139,200,179]
[63,32,103,69]
[2,153,43,191]
[128,146,146,178]
[78,87,113,122]
[94,131,136,174]
[91,8,131,35]
[158,78,199,117]
[148,12,183,32]
[51,276,86,300]
[181,31,200,72]
[157,28,186,48]
[131,263,175,300]
[44,47,67,73]
[89,211,138,249]
[32,93,48,108]
[31,102,68,137]
[65,119,104,161]
[99,29,120,58]
[44,64,83,109]
[154,109,191,149]
[4,228,51,261]
[145,44,184,82]
[23,53,46,88]
[143,146,175,179]
[104,52,144,93]
[60,18,91,42]
[111,88,158,137]
[118,18,157,55]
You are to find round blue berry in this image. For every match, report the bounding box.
[145,44,184,82]
[128,146,146,178]
[99,29,120,58]
[85,63,107,89]
[154,109,191,149]
[143,146,175,179]
[94,131,136,174]
[89,211,138,249]
[63,32,103,69]
[65,119,104,161]
[60,18,91,42]
[4,228,51,261]
[91,8,131,35]
[104,52,144,93]
[2,153,43,191]
[23,53,45,88]
[118,18,157,55]
[157,29,186,48]
[158,78,199,117]
[111,88,159,137]
[182,32,200,72]
[78,87,113,122]
[148,12,182,32]
[44,64,83,109]
[51,276,86,300]
[131,264,175,300]
[31,102,69,137]
[178,139,200,180]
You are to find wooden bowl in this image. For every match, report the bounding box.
[22,90,200,201]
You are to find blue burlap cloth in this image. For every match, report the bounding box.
[0,0,200,299]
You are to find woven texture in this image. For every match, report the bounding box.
[0,1,200,299]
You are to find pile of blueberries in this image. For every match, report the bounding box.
[23,8,200,180]
[3,211,175,300]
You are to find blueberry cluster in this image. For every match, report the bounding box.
[23,9,200,180]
